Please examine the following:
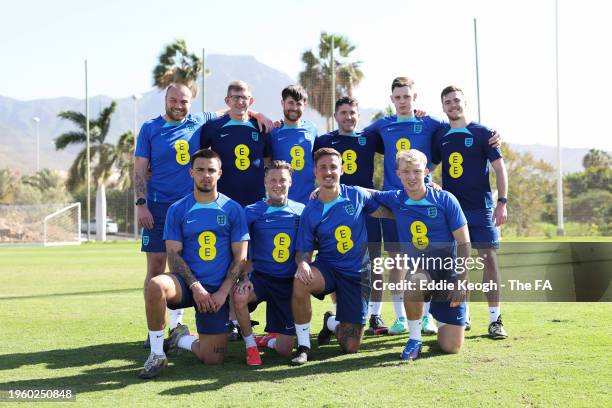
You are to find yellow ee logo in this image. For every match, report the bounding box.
[235,144,250,170]
[174,140,190,165]
[290,146,305,171]
[410,221,429,250]
[198,231,217,261]
[395,138,411,157]
[334,225,354,254]
[342,149,358,174]
[448,152,464,179]
[272,232,291,262]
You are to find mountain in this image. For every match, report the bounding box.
[0,54,598,175]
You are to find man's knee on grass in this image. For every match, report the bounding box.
[337,323,363,354]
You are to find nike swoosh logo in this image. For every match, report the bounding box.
[186,220,196,224]
[457,316,465,320]
[278,137,287,141]
[442,141,450,146]
[265,219,274,223]
[285,325,295,330]
[220,133,229,138]
[155,335,164,338]
[331,140,340,145]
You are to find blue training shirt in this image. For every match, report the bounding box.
[135,112,216,203]
[269,121,318,204]
[245,199,305,278]
[374,186,467,257]
[431,122,502,210]
[198,114,270,207]
[314,130,384,189]
[362,115,445,189]
[296,184,379,276]
[163,192,250,288]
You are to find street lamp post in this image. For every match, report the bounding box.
[132,93,142,240]
[33,117,40,172]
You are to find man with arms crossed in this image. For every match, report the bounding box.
[432,85,508,339]
[232,160,305,364]
[374,149,470,360]
[138,149,249,379]
[290,148,392,365]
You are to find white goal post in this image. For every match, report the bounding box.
[43,202,82,246]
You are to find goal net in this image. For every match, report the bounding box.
[0,203,81,246]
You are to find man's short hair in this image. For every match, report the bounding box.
[391,76,415,92]
[191,149,222,168]
[314,147,342,166]
[165,82,197,99]
[227,80,250,97]
[334,96,359,113]
[441,85,464,100]
[265,160,294,175]
[396,149,427,169]
[281,85,308,102]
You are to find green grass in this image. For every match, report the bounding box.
[0,241,610,407]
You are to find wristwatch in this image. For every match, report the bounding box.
[135,197,147,206]
[497,197,508,204]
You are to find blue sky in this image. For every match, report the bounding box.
[2,0,611,150]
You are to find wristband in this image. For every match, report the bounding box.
[188,281,200,290]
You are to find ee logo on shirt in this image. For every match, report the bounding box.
[334,225,354,254]
[235,144,251,170]
[198,231,217,261]
[290,146,305,171]
[410,221,429,250]
[448,152,464,179]
[395,138,411,157]
[174,140,190,165]
[272,232,291,262]
[342,150,357,174]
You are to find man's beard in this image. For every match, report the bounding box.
[196,184,213,193]
[166,107,186,122]
[284,110,301,122]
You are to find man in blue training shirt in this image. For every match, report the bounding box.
[232,160,305,363]
[374,149,471,361]
[432,85,508,339]
[199,80,272,207]
[135,82,271,338]
[138,149,250,379]
[363,76,501,336]
[269,85,318,205]
[314,96,390,335]
[290,148,393,366]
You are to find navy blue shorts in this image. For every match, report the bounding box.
[169,273,229,335]
[365,216,382,259]
[465,209,499,249]
[311,260,370,325]
[381,218,401,253]
[430,301,467,327]
[141,201,171,253]
[249,271,295,336]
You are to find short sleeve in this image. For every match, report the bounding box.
[230,205,250,243]
[134,124,151,159]
[163,204,183,242]
[483,131,502,162]
[295,207,315,252]
[444,192,468,232]
[431,128,445,165]
[374,131,385,154]
[355,186,379,215]
[373,190,399,209]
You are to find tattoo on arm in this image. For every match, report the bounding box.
[134,171,147,198]
[226,259,244,285]
[168,250,197,288]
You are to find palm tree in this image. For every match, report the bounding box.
[55,101,121,240]
[153,39,204,95]
[299,32,364,131]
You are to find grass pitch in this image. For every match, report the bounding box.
[0,241,610,407]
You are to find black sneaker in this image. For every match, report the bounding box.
[317,311,334,346]
[488,315,508,339]
[365,315,388,335]
[290,345,311,366]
